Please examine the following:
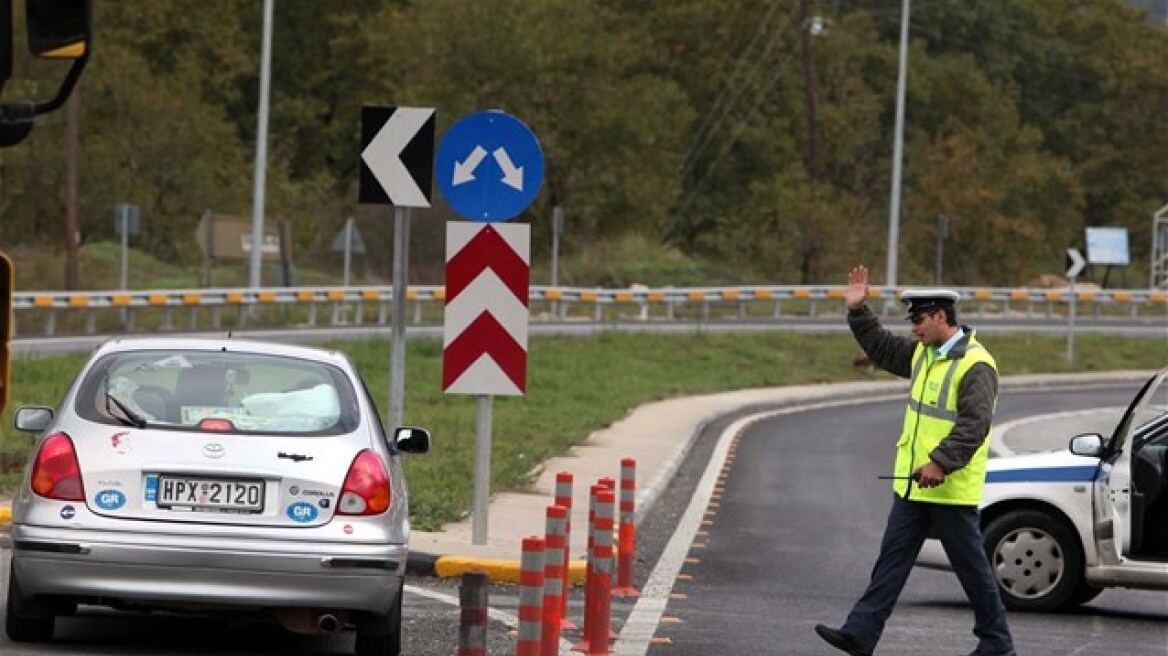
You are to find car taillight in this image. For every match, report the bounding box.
[31,432,84,501]
[338,450,391,516]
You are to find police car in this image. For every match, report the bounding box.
[917,367,1168,611]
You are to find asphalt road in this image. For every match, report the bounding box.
[641,386,1168,656]
[3,383,1167,655]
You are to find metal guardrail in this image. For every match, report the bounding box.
[10,284,1168,337]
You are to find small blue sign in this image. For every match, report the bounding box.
[287,502,319,523]
[144,475,158,502]
[95,489,127,511]
[436,110,544,222]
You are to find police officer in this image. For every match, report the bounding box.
[814,264,1016,656]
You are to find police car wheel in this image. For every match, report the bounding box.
[983,509,1084,612]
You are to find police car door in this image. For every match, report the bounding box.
[1096,367,1168,563]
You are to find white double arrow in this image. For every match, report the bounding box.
[452,145,524,192]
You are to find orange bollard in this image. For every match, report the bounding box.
[541,505,567,656]
[613,458,640,597]
[517,536,546,656]
[572,484,603,652]
[584,490,616,656]
[555,471,576,629]
[458,571,489,656]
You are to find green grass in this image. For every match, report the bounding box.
[3,330,1167,530]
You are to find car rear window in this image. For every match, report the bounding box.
[75,350,360,435]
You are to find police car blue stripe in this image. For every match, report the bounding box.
[985,465,1098,483]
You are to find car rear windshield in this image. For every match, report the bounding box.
[75,350,360,435]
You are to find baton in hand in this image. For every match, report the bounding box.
[877,473,921,481]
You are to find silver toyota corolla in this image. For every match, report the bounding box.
[5,336,430,655]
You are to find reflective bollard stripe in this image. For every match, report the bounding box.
[517,536,546,656]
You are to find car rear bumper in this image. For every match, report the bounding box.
[10,523,407,614]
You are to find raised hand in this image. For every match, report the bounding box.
[845,265,869,310]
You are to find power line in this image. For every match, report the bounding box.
[680,1,791,179]
[676,47,801,219]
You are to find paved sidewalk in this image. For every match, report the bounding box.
[0,371,1153,582]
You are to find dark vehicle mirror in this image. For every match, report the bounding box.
[393,427,430,454]
[26,0,90,59]
[1069,432,1104,457]
[15,405,52,432]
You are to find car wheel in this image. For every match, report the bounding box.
[354,580,403,656]
[1068,580,1104,607]
[983,509,1084,612]
[5,562,55,642]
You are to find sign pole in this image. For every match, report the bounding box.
[472,394,493,544]
[389,206,410,432]
[551,206,563,319]
[343,217,354,288]
[1067,276,1076,363]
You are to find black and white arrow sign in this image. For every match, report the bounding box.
[359,106,435,207]
[1065,247,1086,278]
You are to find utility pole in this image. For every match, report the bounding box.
[799,0,822,183]
[64,85,80,290]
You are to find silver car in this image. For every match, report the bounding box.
[5,336,430,655]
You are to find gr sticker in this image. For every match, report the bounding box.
[287,502,318,523]
[95,489,127,510]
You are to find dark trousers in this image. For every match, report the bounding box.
[841,494,1014,654]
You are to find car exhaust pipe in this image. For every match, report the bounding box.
[277,608,348,635]
[317,613,339,633]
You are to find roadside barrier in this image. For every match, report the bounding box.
[517,536,546,656]
[555,471,576,629]
[542,505,568,656]
[458,571,490,656]
[13,283,1164,338]
[613,457,640,597]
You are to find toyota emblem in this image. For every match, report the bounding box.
[202,443,226,459]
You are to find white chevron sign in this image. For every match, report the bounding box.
[359,106,435,207]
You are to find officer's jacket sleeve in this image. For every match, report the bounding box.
[846,304,916,379]
[929,362,998,473]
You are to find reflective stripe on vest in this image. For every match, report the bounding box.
[893,332,997,506]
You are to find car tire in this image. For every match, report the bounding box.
[1068,580,1104,607]
[353,580,403,656]
[983,509,1084,612]
[5,562,55,642]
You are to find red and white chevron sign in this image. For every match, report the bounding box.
[442,222,530,395]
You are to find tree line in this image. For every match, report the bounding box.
[1,0,1165,289]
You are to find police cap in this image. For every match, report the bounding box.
[901,288,960,320]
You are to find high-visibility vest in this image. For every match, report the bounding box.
[892,332,997,505]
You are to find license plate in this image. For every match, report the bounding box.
[156,476,264,512]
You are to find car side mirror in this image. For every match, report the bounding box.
[393,426,430,454]
[1069,432,1104,457]
[14,405,52,432]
